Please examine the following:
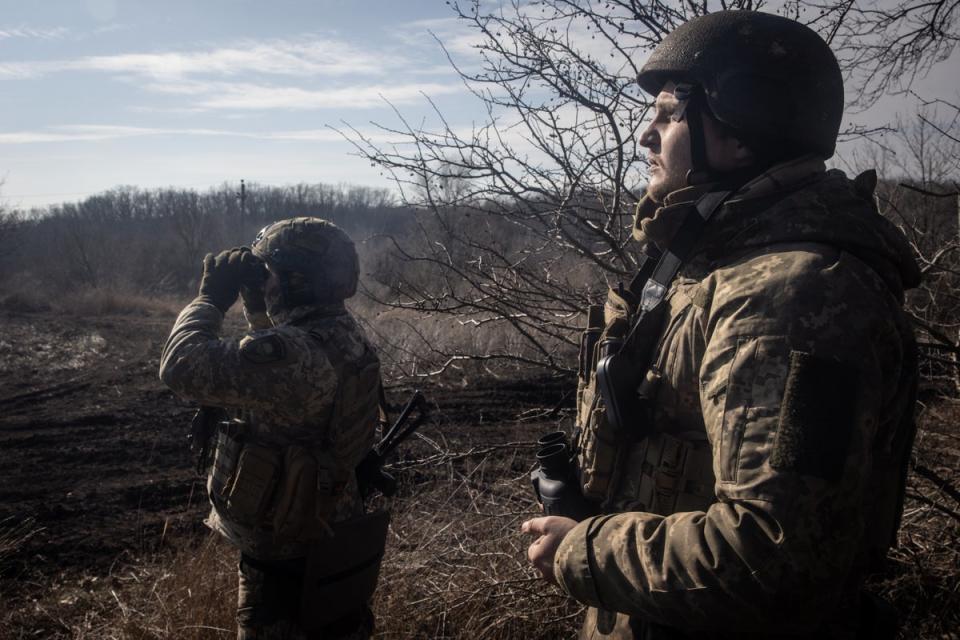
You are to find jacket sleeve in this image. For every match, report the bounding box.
[158,297,334,414]
[554,248,903,632]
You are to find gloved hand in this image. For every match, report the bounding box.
[238,248,269,314]
[198,248,245,313]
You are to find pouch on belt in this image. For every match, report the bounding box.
[224,444,282,526]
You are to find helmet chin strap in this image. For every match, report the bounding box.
[671,84,713,186]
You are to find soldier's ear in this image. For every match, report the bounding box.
[702,112,755,171]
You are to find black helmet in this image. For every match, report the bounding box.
[637,10,844,159]
[252,217,359,304]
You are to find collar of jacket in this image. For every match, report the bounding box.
[632,154,827,250]
[267,301,348,326]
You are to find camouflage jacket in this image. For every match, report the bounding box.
[159,299,381,560]
[557,157,920,637]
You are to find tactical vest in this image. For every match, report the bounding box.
[574,188,734,515]
[207,323,381,558]
[575,280,716,516]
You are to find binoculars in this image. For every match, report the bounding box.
[530,431,597,521]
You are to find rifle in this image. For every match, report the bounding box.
[188,405,225,475]
[356,390,429,498]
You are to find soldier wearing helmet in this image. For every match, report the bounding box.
[523,11,919,639]
[160,217,385,639]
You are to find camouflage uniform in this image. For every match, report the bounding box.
[558,156,920,639]
[161,267,381,637]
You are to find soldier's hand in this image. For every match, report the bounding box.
[198,248,246,313]
[521,516,578,586]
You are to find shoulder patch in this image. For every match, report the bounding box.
[238,333,288,365]
[770,351,859,482]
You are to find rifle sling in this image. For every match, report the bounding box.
[621,189,732,349]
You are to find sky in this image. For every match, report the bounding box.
[1,0,957,210]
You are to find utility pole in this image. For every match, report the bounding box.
[237,179,247,237]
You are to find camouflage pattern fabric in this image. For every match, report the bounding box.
[160,298,381,637]
[558,156,920,639]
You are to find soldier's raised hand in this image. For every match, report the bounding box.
[199,248,246,313]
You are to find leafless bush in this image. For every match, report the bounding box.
[851,103,960,395]
[341,0,960,374]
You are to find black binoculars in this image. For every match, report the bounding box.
[530,431,597,521]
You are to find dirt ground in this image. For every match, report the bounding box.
[0,309,957,638]
[0,310,568,624]
[0,311,206,582]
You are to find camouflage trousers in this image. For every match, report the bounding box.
[236,555,373,640]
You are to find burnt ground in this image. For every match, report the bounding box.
[0,310,570,613]
[0,312,206,583]
[0,310,957,638]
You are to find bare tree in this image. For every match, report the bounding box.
[798,0,959,107]
[342,0,960,375]
[881,103,960,394]
[0,183,18,255]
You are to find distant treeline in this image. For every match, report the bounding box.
[0,182,410,296]
[0,177,957,388]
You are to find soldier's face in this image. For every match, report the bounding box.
[639,82,693,203]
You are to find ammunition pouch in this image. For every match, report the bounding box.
[615,430,714,515]
[300,509,391,631]
[225,444,283,526]
[575,285,666,504]
[209,423,346,541]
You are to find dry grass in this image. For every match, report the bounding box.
[0,285,186,318]
[6,441,578,640]
[0,516,43,569]
[350,302,575,381]
[3,535,237,640]
[6,399,959,639]
[1,370,956,639]
[873,397,960,639]
[370,447,581,639]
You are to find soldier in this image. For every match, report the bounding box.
[160,217,386,639]
[523,11,920,639]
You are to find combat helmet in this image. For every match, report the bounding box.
[252,217,359,306]
[637,10,844,161]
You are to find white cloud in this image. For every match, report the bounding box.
[0,26,68,40]
[0,34,456,112]
[72,38,389,79]
[0,62,37,79]
[0,35,397,81]
[195,81,464,110]
[0,124,398,144]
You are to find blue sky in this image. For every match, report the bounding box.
[1,1,957,209]
[0,0,481,208]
